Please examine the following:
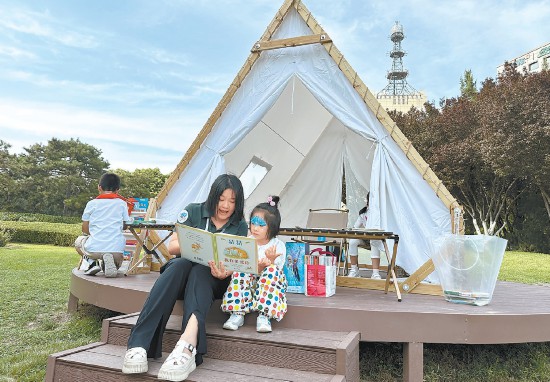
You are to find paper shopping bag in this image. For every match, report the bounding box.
[304,248,337,297]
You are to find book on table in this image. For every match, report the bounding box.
[175,223,258,274]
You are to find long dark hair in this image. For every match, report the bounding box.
[359,192,370,215]
[206,174,245,222]
[250,195,281,239]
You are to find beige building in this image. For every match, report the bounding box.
[497,42,550,75]
[376,92,427,114]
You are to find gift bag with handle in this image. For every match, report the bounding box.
[304,248,337,297]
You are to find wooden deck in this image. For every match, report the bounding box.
[67,268,550,381]
[69,268,550,345]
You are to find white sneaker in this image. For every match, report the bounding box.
[256,314,272,333]
[122,347,148,374]
[82,255,95,270]
[347,267,361,278]
[158,341,196,381]
[371,273,382,280]
[223,313,244,330]
[84,264,101,276]
[103,253,118,278]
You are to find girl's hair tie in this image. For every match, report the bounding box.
[267,196,275,207]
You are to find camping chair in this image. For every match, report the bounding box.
[294,208,349,273]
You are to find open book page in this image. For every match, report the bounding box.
[175,224,258,274]
[215,233,258,275]
[176,224,216,267]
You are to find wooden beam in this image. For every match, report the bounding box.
[147,229,171,260]
[251,34,331,52]
[401,259,440,294]
[335,276,442,296]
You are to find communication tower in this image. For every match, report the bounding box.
[376,22,426,112]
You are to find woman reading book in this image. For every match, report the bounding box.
[122,174,248,382]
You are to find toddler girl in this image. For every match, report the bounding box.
[221,196,287,333]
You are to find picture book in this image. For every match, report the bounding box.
[284,242,307,293]
[175,223,259,274]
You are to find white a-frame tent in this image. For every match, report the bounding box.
[149,0,461,286]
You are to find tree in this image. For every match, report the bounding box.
[430,96,519,235]
[14,138,109,215]
[2,137,171,216]
[390,102,441,161]
[509,184,550,252]
[0,140,18,211]
[394,95,519,235]
[114,168,169,199]
[398,65,549,237]
[477,64,550,222]
[459,69,478,100]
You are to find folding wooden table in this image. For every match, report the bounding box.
[124,222,175,275]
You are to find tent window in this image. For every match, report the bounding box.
[240,156,271,199]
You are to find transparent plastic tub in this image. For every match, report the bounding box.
[432,235,507,306]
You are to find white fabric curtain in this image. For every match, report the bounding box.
[157,58,293,220]
[279,118,345,224]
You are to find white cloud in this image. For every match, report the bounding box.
[142,48,191,67]
[192,85,229,96]
[0,70,203,106]
[127,0,278,31]
[0,5,98,49]
[164,71,229,85]
[0,98,207,173]
[0,44,36,60]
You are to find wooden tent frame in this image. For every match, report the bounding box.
[143,0,462,294]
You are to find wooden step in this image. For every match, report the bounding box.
[103,313,359,381]
[46,342,345,381]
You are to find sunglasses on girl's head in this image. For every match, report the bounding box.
[250,215,267,227]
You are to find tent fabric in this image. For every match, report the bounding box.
[156,8,450,281]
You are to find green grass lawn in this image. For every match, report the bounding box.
[0,243,549,381]
[0,244,117,382]
[498,251,550,285]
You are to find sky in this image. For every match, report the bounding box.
[1,0,549,174]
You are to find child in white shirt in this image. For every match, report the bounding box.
[74,173,132,277]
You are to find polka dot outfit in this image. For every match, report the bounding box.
[221,238,288,321]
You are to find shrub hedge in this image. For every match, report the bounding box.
[0,226,12,247]
[0,221,81,246]
[0,212,81,224]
